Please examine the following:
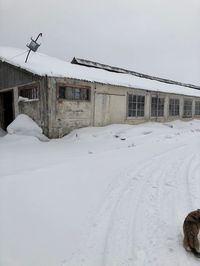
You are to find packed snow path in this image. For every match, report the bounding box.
[70,142,200,266]
[1,121,200,266]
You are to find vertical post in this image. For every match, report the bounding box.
[145,92,151,121]
[164,95,169,121]
[25,50,31,63]
[25,33,42,63]
[13,87,19,117]
[180,97,184,119]
[192,98,195,118]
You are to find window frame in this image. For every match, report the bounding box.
[57,84,91,101]
[169,98,180,116]
[151,96,165,117]
[183,99,193,118]
[127,93,145,118]
[18,83,39,100]
[195,100,200,116]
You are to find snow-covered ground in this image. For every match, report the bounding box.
[1,120,200,266]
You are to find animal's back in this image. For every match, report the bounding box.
[183,209,200,257]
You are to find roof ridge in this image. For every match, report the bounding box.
[71,57,200,90]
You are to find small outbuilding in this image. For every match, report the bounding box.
[0,47,200,138]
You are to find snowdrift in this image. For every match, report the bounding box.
[7,114,49,142]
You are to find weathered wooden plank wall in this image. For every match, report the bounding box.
[0,61,40,90]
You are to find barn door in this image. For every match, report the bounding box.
[0,90,14,130]
[109,95,126,123]
[94,93,110,126]
[94,93,126,126]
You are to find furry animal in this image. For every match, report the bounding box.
[183,209,200,258]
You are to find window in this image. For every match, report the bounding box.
[58,86,90,101]
[151,96,164,117]
[169,99,179,116]
[128,94,145,117]
[18,85,39,99]
[183,100,192,118]
[195,101,200,115]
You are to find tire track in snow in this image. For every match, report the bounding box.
[163,153,200,266]
[102,150,188,266]
[76,159,159,266]
[183,154,200,209]
[129,154,185,266]
[69,144,192,266]
[173,154,200,266]
[131,153,197,266]
[103,161,169,266]
[130,150,200,266]
[103,150,200,266]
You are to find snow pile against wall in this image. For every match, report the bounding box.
[7,114,49,142]
[0,46,200,98]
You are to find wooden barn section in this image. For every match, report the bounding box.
[0,61,48,135]
[0,47,200,138]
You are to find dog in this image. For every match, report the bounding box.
[183,209,200,257]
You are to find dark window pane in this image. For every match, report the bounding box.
[19,86,39,99]
[58,86,90,101]
[183,100,192,117]
[195,101,200,115]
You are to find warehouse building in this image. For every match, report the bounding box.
[0,47,200,138]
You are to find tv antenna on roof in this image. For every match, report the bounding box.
[25,33,42,63]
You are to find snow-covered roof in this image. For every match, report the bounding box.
[0,46,200,98]
[71,57,200,90]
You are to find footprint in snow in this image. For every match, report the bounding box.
[165,135,172,139]
[128,143,135,148]
[143,131,152,135]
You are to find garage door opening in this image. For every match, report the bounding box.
[0,90,14,130]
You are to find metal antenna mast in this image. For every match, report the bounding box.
[25,33,42,63]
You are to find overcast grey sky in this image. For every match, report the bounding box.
[0,0,200,84]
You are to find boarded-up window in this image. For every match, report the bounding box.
[58,86,90,101]
[151,97,164,117]
[19,85,39,99]
[169,99,179,116]
[183,100,192,118]
[128,94,145,117]
[195,101,200,115]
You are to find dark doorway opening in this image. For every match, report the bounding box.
[0,90,14,130]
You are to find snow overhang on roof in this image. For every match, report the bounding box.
[0,46,200,98]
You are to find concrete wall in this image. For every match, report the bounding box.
[47,77,95,138]
[48,81,200,138]
[125,89,200,124]
[2,62,200,138]
[47,78,200,138]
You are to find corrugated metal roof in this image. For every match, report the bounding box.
[71,57,200,90]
